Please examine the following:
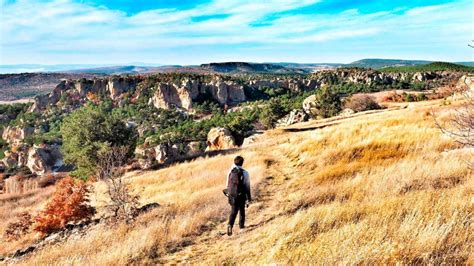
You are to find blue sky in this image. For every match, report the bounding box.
[1,0,473,65]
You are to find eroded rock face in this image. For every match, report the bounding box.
[205,127,236,151]
[107,77,138,100]
[2,126,34,145]
[152,83,193,110]
[456,75,474,91]
[26,145,63,175]
[2,144,30,169]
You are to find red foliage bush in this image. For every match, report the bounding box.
[4,212,33,241]
[34,177,96,235]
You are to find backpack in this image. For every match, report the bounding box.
[227,167,245,205]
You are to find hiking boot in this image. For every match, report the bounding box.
[227,225,233,236]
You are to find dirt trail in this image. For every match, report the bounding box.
[159,148,297,264]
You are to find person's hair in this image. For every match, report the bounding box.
[234,156,244,166]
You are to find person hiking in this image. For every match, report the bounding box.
[224,155,251,236]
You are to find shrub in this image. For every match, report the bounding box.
[34,177,96,234]
[405,93,415,102]
[345,94,382,112]
[4,212,34,241]
[311,86,342,118]
[61,103,137,179]
[259,98,287,129]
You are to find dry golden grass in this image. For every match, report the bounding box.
[2,99,473,265]
[11,151,267,265]
[0,187,54,255]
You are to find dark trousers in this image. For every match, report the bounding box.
[228,198,246,228]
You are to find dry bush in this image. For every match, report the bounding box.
[345,94,382,112]
[34,177,96,235]
[435,93,473,168]
[4,212,33,241]
[37,173,63,188]
[436,93,473,147]
[4,175,38,194]
[97,146,139,221]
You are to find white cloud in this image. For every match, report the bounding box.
[1,0,472,64]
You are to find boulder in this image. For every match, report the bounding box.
[134,145,156,170]
[2,126,34,145]
[340,108,355,117]
[302,94,317,117]
[277,109,308,126]
[26,145,63,175]
[186,141,205,157]
[154,144,170,164]
[205,127,236,151]
[242,134,258,147]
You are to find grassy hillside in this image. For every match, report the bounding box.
[2,99,473,264]
[382,62,474,73]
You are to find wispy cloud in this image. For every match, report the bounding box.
[1,0,472,64]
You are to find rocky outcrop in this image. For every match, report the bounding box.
[242,134,260,147]
[456,75,474,91]
[1,144,62,175]
[107,77,138,100]
[2,126,34,145]
[2,144,29,169]
[412,72,438,82]
[277,109,308,126]
[302,95,317,117]
[26,145,63,175]
[205,127,236,151]
[151,83,193,110]
[134,141,206,169]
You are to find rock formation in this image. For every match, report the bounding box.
[2,126,34,145]
[26,145,63,175]
[456,75,474,91]
[302,95,317,117]
[205,127,236,151]
[134,141,206,170]
[151,83,193,110]
[277,109,308,126]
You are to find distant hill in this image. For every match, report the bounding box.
[200,62,307,74]
[348,59,432,69]
[0,73,104,100]
[348,59,474,69]
[381,62,474,73]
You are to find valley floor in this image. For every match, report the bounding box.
[2,99,473,265]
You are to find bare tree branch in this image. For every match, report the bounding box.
[97,146,140,221]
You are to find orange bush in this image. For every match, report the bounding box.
[34,177,96,235]
[86,92,99,104]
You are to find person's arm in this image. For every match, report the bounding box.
[244,171,251,201]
